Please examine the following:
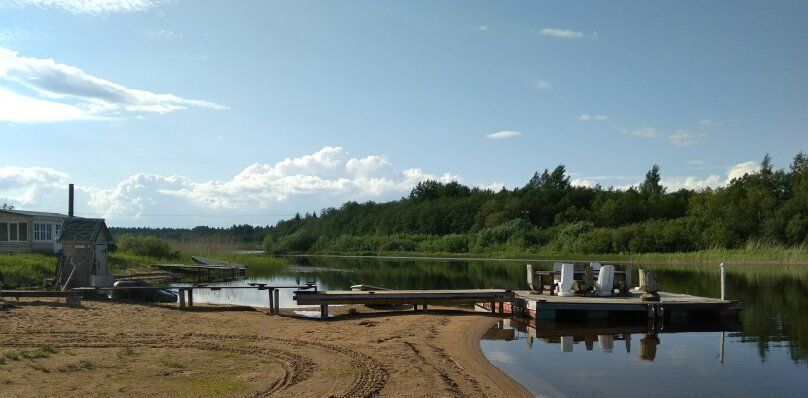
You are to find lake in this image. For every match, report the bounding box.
[179,255,808,397]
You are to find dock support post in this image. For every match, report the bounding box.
[498,301,505,315]
[188,289,193,309]
[490,301,495,313]
[320,304,328,319]
[413,304,418,311]
[178,288,186,309]
[720,262,726,300]
[423,303,428,313]
[268,288,274,314]
[273,289,280,314]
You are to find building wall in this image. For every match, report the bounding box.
[0,212,32,253]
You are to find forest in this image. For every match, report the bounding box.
[261,152,808,255]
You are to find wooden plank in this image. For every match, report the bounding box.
[294,289,512,306]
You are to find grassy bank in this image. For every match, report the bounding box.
[298,243,808,266]
[0,249,289,290]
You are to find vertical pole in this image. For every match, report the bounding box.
[188,289,193,309]
[719,331,725,364]
[720,262,726,300]
[178,288,185,309]
[268,288,274,314]
[273,289,280,314]
[320,304,328,318]
[413,304,418,311]
[490,301,495,313]
[625,264,633,294]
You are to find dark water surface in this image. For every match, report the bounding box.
[181,256,807,397]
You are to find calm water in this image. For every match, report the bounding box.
[179,256,808,397]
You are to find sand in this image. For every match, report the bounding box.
[0,298,532,398]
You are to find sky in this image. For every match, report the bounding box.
[0,0,806,227]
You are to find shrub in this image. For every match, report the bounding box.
[116,234,178,259]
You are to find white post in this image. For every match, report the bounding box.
[719,262,726,300]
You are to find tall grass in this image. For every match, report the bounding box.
[0,253,56,288]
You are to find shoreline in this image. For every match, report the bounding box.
[0,298,533,397]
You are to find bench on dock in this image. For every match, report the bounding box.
[294,289,514,318]
[0,290,82,307]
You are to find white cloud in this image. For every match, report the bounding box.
[5,0,162,15]
[0,87,97,122]
[540,28,586,39]
[620,126,658,138]
[579,114,608,121]
[485,130,523,139]
[571,178,596,188]
[662,175,722,191]
[726,161,760,181]
[533,79,552,89]
[0,147,474,227]
[0,47,225,122]
[477,25,489,31]
[668,129,706,146]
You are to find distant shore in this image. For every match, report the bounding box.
[278,247,808,266]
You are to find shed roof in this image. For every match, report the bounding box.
[56,217,114,243]
[0,209,68,218]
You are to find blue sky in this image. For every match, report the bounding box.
[1,0,806,227]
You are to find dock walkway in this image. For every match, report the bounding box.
[294,289,513,317]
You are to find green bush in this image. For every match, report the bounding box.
[116,234,178,259]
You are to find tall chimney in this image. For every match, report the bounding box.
[68,184,74,217]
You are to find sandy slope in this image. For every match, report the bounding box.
[0,298,532,398]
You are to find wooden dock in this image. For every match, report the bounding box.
[495,290,742,321]
[294,289,513,318]
[153,256,247,280]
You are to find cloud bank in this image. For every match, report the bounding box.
[0,47,225,122]
[4,0,162,15]
[0,147,470,227]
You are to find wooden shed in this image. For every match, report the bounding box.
[55,217,115,289]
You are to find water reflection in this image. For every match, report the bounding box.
[174,255,807,365]
[481,317,802,397]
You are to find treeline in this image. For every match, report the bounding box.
[110,225,270,247]
[263,152,808,255]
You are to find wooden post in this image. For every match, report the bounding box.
[625,264,633,294]
[273,289,280,314]
[188,288,194,309]
[423,303,428,313]
[268,288,274,314]
[178,288,186,309]
[498,301,505,315]
[720,262,726,300]
[320,304,328,318]
[413,304,418,311]
[490,301,495,313]
[526,264,535,291]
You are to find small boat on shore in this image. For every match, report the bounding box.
[110,279,178,303]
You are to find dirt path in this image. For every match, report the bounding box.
[0,299,532,398]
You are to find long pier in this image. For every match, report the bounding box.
[294,289,513,318]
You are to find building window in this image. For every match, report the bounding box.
[0,222,26,242]
[34,223,54,241]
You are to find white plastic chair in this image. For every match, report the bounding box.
[557,263,575,297]
[595,264,615,296]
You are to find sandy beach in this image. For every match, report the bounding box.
[0,299,531,397]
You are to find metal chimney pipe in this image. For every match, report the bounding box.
[68,184,74,217]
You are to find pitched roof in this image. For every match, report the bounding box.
[0,209,68,218]
[56,217,113,243]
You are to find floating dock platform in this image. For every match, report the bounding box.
[478,290,742,322]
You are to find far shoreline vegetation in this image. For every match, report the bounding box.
[2,152,807,287]
[117,152,807,264]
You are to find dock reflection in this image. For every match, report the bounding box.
[483,317,740,362]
